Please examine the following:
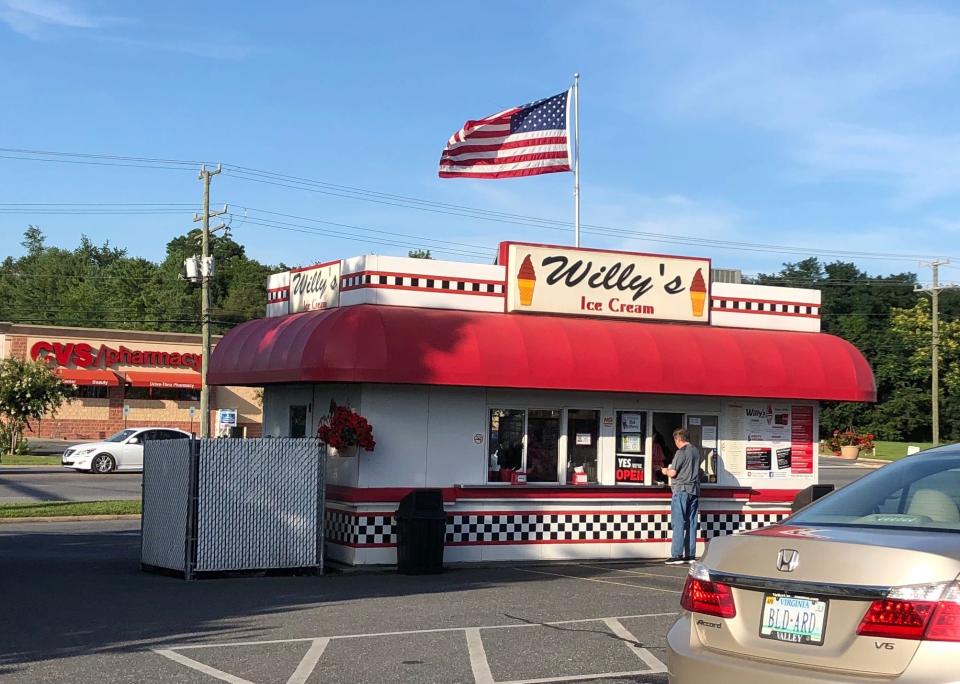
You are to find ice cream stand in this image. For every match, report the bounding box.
[208,241,875,566]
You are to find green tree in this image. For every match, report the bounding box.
[408,249,433,259]
[0,359,74,459]
[889,300,960,440]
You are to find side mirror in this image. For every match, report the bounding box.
[791,484,835,514]
[127,437,140,445]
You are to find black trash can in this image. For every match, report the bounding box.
[396,489,446,574]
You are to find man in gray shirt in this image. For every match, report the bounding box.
[661,427,702,564]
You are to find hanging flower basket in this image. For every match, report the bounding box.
[317,404,375,457]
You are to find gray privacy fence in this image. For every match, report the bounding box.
[141,438,326,579]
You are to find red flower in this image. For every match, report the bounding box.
[317,405,375,451]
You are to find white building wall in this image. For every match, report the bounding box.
[356,384,430,487]
[265,384,822,493]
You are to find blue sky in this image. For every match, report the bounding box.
[1,0,959,279]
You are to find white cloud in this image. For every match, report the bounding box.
[0,0,105,38]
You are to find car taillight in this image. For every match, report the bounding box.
[681,563,736,618]
[857,581,960,642]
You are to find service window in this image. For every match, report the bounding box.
[566,409,600,483]
[488,409,525,482]
[487,408,561,483]
[289,405,308,438]
[686,415,719,483]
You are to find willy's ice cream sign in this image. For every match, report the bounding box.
[502,242,711,324]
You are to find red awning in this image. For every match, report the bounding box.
[125,371,201,390]
[55,368,120,387]
[207,305,876,402]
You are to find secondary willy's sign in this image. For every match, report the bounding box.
[502,242,711,323]
[289,260,341,314]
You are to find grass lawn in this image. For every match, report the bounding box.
[867,440,935,461]
[0,500,141,519]
[0,454,62,466]
[821,440,936,461]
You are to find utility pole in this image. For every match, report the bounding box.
[193,164,226,438]
[917,259,957,446]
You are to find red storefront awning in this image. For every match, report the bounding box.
[55,368,120,387]
[207,305,876,402]
[125,371,201,390]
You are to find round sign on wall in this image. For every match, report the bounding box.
[473,433,483,445]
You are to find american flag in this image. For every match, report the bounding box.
[439,90,571,179]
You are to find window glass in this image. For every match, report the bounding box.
[75,385,109,399]
[567,409,600,483]
[789,452,960,532]
[106,429,136,443]
[616,411,649,485]
[289,405,308,438]
[125,387,200,401]
[488,409,524,482]
[527,409,560,483]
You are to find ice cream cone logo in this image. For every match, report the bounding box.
[690,268,706,317]
[517,254,536,306]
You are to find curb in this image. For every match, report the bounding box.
[0,514,141,525]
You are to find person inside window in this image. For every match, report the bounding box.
[651,431,669,485]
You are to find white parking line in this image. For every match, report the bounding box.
[498,670,659,684]
[575,563,688,580]
[154,611,680,684]
[286,637,330,684]
[159,611,680,651]
[154,649,255,684]
[465,628,495,684]
[514,567,682,593]
[603,617,668,673]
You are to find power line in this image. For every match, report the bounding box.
[3,146,957,262]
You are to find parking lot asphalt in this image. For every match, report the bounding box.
[0,520,684,683]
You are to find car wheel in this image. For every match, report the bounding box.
[91,453,116,474]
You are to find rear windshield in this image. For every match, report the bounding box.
[790,450,960,532]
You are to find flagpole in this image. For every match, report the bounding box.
[573,73,581,248]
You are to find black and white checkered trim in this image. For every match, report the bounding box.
[341,272,505,295]
[325,509,789,547]
[712,298,818,316]
[325,509,396,546]
[701,512,785,538]
[267,288,289,303]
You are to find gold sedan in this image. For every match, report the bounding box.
[667,445,960,683]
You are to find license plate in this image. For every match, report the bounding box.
[759,593,828,646]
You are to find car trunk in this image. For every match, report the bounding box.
[693,524,960,676]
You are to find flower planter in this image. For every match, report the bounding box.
[327,444,358,458]
[839,445,861,460]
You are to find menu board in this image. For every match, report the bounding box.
[790,406,814,474]
[725,402,815,478]
[746,446,772,470]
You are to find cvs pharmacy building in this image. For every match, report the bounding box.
[209,241,874,566]
[0,323,262,440]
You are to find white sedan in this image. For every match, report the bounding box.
[62,427,191,473]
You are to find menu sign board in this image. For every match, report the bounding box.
[790,406,814,475]
[727,402,815,478]
[289,260,341,313]
[503,243,711,323]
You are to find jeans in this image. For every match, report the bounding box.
[670,489,700,559]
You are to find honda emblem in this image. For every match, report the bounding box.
[777,549,799,572]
